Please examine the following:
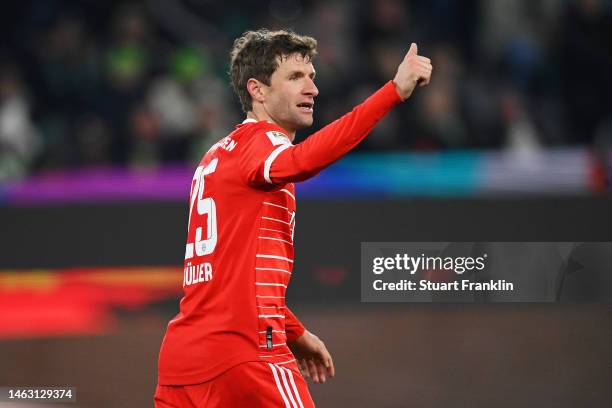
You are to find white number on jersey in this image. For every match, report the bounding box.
[185,158,218,259]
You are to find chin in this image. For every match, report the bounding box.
[295,117,314,129]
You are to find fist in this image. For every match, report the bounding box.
[392,43,432,100]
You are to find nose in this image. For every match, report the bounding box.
[303,77,318,97]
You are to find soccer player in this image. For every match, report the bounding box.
[155,29,432,407]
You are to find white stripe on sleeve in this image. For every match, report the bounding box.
[263,201,290,211]
[256,254,294,263]
[279,189,295,201]
[264,145,291,184]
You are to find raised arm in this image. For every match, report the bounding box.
[240,43,432,187]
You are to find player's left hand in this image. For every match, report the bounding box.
[289,330,335,384]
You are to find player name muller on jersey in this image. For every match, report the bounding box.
[182,261,213,287]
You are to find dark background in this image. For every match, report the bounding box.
[1,198,611,407]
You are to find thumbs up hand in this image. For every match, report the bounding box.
[407,42,418,56]
[393,42,432,100]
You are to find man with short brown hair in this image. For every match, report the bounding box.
[155,28,432,407]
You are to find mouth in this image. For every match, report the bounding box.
[296,102,314,114]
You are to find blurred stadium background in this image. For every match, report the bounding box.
[0,0,611,407]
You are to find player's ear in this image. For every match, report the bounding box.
[247,78,266,104]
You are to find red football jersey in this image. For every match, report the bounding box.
[158,81,401,385]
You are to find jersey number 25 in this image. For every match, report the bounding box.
[185,158,218,259]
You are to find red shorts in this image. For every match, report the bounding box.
[154,361,315,407]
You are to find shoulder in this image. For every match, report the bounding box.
[239,121,292,147]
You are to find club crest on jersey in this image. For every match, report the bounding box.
[266,131,291,146]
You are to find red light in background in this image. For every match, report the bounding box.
[315,267,347,286]
[0,267,182,339]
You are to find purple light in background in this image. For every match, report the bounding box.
[4,166,194,206]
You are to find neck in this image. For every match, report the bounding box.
[247,109,296,141]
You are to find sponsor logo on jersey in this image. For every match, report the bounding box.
[266,131,291,146]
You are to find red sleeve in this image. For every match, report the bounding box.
[270,81,401,184]
[239,81,402,188]
[285,306,306,343]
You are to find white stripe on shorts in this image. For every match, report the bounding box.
[277,364,298,408]
[280,365,304,408]
[268,363,291,408]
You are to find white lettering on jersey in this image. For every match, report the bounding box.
[206,135,237,154]
[183,262,213,287]
[220,137,237,152]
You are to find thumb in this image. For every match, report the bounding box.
[407,42,418,56]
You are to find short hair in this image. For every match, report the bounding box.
[229,29,317,113]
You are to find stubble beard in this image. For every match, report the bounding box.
[292,112,313,130]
